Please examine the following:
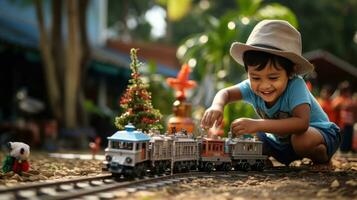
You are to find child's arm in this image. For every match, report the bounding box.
[201,85,243,129]
[231,103,310,136]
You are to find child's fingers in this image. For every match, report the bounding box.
[201,110,223,129]
[200,112,208,127]
[203,111,216,128]
[216,115,223,127]
[231,123,244,135]
[206,112,215,128]
[201,111,212,128]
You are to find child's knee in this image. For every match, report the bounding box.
[291,134,323,152]
[291,134,312,153]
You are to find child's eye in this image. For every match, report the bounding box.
[269,77,279,80]
[251,77,260,81]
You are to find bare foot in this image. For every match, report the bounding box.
[309,160,334,172]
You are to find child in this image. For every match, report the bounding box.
[317,84,337,123]
[200,20,340,166]
[332,81,355,152]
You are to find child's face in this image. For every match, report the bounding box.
[247,61,290,107]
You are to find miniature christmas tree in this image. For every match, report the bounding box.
[115,48,163,132]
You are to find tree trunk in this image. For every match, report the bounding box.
[34,0,62,120]
[78,0,90,127]
[51,0,65,100]
[65,0,81,128]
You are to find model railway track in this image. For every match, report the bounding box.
[0,172,205,200]
[0,168,308,200]
[0,173,113,199]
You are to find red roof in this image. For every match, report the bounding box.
[106,40,181,71]
[304,50,357,91]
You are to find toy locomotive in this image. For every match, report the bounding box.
[102,124,266,177]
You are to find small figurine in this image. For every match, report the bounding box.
[166,64,197,134]
[89,137,101,160]
[2,142,30,174]
[166,63,197,101]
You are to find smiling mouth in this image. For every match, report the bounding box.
[261,91,274,95]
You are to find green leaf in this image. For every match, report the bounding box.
[256,4,298,28]
[237,0,262,16]
[147,60,158,74]
[167,0,192,21]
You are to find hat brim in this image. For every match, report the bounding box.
[230,42,314,75]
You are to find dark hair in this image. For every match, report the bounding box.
[243,50,294,76]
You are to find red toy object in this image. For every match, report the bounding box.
[166,64,197,135]
[89,137,101,159]
[166,64,197,100]
[12,159,30,173]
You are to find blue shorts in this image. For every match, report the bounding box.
[257,126,341,165]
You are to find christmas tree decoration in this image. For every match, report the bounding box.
[115,49,162,132]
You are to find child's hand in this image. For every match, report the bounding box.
[231,118,260,135]
[200,105,224,129]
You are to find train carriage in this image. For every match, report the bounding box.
[230,137,266,171]
[171,133,199,172]
[199,138,231,172]
[149,135,173,173]
[103,124,151,177]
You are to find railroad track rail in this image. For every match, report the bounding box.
[0,173,113,199]
[0,172,205,200]
[0,167,311,200]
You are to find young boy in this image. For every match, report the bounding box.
[200,20,340,166]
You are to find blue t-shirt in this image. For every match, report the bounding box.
[237,76,339,143]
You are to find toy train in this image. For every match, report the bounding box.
[102,124,266,177]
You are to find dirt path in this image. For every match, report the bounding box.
[0,152,356,199]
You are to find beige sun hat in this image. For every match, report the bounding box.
[230,19,314,75]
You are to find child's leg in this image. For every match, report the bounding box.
[257,132,301,166]
[291,127,339,164]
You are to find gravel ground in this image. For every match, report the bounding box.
[0,152,102,185]
[1,151,357,199]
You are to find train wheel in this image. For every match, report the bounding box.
[182,164,189,172]
[190,163,197,171]
[224,163,232,171]
[135,165,146,178]
[241,162,250,171]
[182,165,189,173]
[159,163,166,174]
[134,168,141,178]
[233,164,240,171]
[205,163,214,172]
[153,166,161,174]
[174,164,182,173]
[198,163,204,171]
[255,161,265,171]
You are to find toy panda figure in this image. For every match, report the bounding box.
[2,142,30,174]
